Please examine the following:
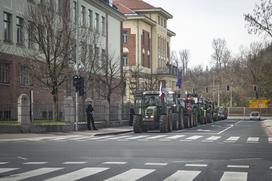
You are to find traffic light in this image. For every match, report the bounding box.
[73,75,84,96]
[226,85,230,91]
[253,85,257,91]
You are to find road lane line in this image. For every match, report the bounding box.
[246,137,259,143]
[145,162,168,166]
[0,168,18,174]
[126,135,149,140]
[224,136,240,143]
[164,170,201,181]
[108,136,132,140]
[219,171,247,181]
[227,165,249,168]
[204,136,221,141]
[144,135,167,140]
[0,162,8,164]
[88,135,115,140]
[0,167,63,181]
[102,162,127,165]
[217,124,234,135]
[165,135,185,139]
[185,164,208,167]
[23,162,48,165]
[104,169,155,181]
[62,162,87,165]
[186,135,203,140]
[45,167,109,181]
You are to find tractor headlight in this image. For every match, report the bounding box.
[150,115,154,118]
[145,116,149,118]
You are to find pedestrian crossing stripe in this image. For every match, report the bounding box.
[23,162,48,165]
[62,162,87,165]
[44,167,109,181]
[206,136,221,141]
[268,137,272,143]
[144,135,167,140]
[164,170,201,181]
[227,165,249,169]
[126,135,149,140]
[104,168,155,181]
[219,171,247,181]
[166,135,185,139]
[0,162,8,165]
[108,135,132,140]
[185,163,208,167]
[0,168,18,174]
[246,137,259,143]
[0,167,63,181]
[225,136,240,142]
[186,135,203,140]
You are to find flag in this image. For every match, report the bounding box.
[176,71,182,89]
[159,82,165,101]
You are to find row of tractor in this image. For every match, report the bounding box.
[133,89,219,133]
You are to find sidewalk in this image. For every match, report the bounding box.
[0,126,133,140]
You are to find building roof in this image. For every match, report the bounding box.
[113,0,172,18]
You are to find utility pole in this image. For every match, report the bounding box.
[217,84,220,107]
[75,0,80,131]
[230,86,233,107]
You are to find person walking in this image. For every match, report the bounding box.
[86,100,97,130]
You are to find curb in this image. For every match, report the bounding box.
[94,130,133,136]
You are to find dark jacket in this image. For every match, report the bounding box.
[86,104,94,116]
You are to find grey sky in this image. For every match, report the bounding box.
[145,0,263,68]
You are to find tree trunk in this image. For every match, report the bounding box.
[52,88,59,121]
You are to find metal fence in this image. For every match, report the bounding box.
[228,107,272,118]
[0,102,130,122]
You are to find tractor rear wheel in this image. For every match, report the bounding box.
[133,115,143,133]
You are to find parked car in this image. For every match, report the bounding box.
[249,111,261,120]
[218,107,227,120]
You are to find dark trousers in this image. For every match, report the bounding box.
[87,114,96,130]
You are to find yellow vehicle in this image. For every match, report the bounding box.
[248,99,270,108]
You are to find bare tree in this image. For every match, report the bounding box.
[24,1,73,120]
[244,0,272,38]
[211,38,230,71]
[178,49,190,77]
[97,53,123,105]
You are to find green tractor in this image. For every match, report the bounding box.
[133,91,174,133]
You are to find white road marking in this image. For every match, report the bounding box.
[269,166,272,169]
[126,135,149,140]
[0,162,8,164]
[102,162,127,165]
[219,171,247,181]
[186,135,203,140]
[68,136,93,141]
[225,136,240,142]
[0,168,18,174]
[227,165,249,168]
[217,124,234,134]
[145,162,168,166]
[144,135,167,140]
[108,136,132,140]
[166,135,185,139]
[205,136,221,141]
[23,162,48,165]
[62,162,87,164]
[246,137,259,143]
[104,169,155,181]
[0,167,63,181]
[45,167,108,181]
[268,137,272,143]
[17,156,27,160]
[159,139,171,141]
[164,170,201,181]
[88,135,114,140]
[185,164,208,167]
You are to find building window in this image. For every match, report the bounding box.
[73,1,77,24]
[122,54,128,66]
[95,13,99,33]
[158,16,160,25]
[123,31,128,43]
[20,65,30,86]
[28,21,34,49]
[16,17,24,45]
[0,63,10,84]
[95,47,100,65]
[88,9,93,29]
[164,19,167,28]
[81,5,86,26]
[4,12,12,42]
[101,16,105,36]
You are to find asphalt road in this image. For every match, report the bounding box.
[0,119,271,181]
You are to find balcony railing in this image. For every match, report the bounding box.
[157,64,180,76]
